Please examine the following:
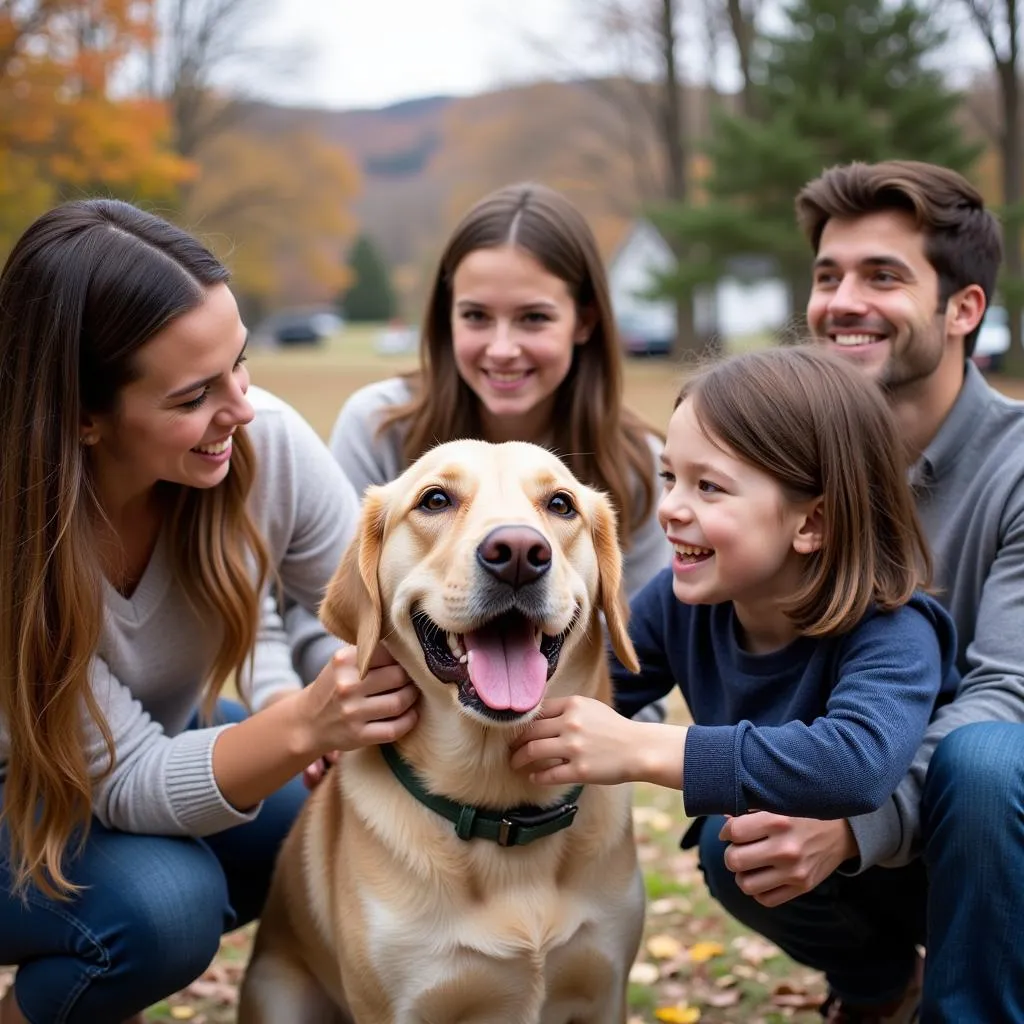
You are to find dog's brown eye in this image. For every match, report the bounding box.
[547,492,576,517]
[418,488,452,512]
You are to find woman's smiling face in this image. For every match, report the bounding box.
[450,244,590,443]
[85,283,254,503]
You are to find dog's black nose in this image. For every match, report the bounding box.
[476,526,552,587]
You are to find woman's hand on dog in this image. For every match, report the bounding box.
[298,643,419,767]
[510,696,687,789]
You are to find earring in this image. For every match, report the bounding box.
[80,433,98,446]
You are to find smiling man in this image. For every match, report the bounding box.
[695,161,1024,1023]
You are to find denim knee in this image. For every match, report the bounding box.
[108,838,229,987]
[923,721,1024,842]
[15,836,231,1023]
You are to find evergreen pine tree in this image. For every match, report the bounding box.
[652,0,982,323]
[341,235,396,322]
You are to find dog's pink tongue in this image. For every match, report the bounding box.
[464,618,547,713]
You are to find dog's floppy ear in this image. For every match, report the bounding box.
[320,486,388,678]
[591,496,640,674]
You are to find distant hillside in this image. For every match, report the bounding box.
[236,74,1002,316]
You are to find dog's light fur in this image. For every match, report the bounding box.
[239,440,646,1024]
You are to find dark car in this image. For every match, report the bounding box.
[617,311,674,357]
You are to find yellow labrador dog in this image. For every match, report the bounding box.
[239,439,645,1024]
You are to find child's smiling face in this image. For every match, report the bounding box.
[657,399,822,638]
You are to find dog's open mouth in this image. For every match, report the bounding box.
[411,608,569,720]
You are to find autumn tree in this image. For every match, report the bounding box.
[0,0,193,255]
[137,0,361,318]
[184,122,360,321]
[652,0,981,331]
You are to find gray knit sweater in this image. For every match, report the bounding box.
[0,386,359,837]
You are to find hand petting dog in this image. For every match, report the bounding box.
[512,695,688,789]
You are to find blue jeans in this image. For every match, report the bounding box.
[697,722,1024,1023]
[0,700,307,1024]
[920,722,1024,1022]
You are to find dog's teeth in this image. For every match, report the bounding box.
[446,632,464,658]
[459,654,468,664]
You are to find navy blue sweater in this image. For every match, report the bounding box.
[612,570,960,820]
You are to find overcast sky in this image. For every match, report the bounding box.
[251,0,587,110]
[248,0,992,112]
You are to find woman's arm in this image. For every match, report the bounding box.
[211,644,416,810]
[79,645,417,835]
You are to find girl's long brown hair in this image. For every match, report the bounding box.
[0,199,269,899]
[379,183,658,542]
[677,346,931,635]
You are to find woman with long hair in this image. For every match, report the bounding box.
[289,184,671,717]
[0,199,418,1024]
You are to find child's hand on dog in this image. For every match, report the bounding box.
[510,696,686,789]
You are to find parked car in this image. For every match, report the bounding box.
[260,310,343,347]
[617,310,674,357]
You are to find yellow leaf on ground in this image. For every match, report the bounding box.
[688,940,726,963]
[646,933,684,959]
[655,1005,701,1023]
[169,1007,196,1020]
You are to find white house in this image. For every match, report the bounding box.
[607,219,790,344]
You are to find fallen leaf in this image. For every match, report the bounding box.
[169,1008,196,1021]
[688,940,725,963]
[649,897,677,916]
[654,1005,701,1023]
[731,933,782,965]
[184,978,238,1005]
[771,981,822,1010]
[629,961,660,986]
[647,934,684,960]
[705,988,742,1008]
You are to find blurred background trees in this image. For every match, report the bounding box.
[340,234,396,323]
[0,0,1020,366]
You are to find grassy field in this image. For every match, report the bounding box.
[7,327,1015,1022]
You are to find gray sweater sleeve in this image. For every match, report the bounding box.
[247,391,362,705]
[86,658,261,835]
[0,389,359,833]
[849,480,1024,870]
[286,378,410,683]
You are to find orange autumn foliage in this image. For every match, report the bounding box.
[0,0,193,254]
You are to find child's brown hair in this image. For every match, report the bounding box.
[676,345,930,635]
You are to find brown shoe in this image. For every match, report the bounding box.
[820,953,923,1024]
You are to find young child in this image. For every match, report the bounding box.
[511,346,959,828]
